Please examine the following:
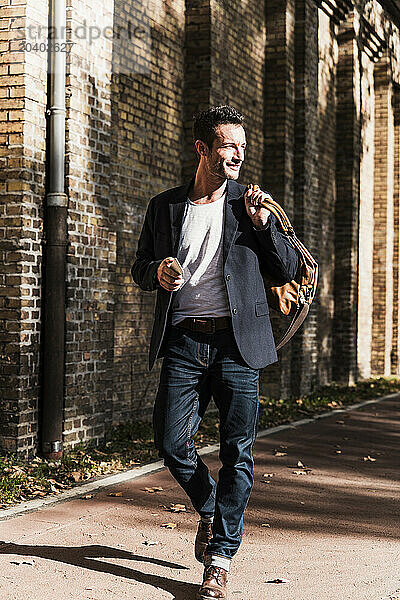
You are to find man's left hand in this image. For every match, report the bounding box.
[244,184,271,230]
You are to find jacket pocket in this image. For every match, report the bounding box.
[255,301,269,317]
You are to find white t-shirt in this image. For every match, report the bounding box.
[171,192,231,325]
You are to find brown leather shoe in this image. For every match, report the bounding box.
[194,520,213,563]
[196,565,228,599]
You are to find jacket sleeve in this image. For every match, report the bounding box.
[131,198,163,292]
[252,212,299,284]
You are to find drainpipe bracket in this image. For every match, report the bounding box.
[42,440,63,453]
[46,192,68,208]
[46,106,66,117]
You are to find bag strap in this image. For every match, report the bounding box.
[253,191,319,350]
[275,302,310,351]
[259,196,319,306]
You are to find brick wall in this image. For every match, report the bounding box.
[393,84,400,374]
[317,9,337,386]
[262,0,296,399]
[64,0,186,446]
[0,0,26,454]
[2,0,400,455]
[291,0,320,394]
[358,52,375,379]
[0,0,47,456]
[109,0,186,424]
[372,54,394,375]
[183,0,211,180]
[210,0,265,185]
[333,12,360,385]
[62,0,115,444]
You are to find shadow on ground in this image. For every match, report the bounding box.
[78,398,399,542]
[0,542,196,600]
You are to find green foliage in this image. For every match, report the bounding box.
[196,377,400,443]
[258,376,400,428]
[0,420,157,508]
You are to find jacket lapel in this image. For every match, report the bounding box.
[222,179,245,263]
[169,177,245,261]
[169,178,194,255]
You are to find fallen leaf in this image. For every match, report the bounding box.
[292,470,308,475]
[297,460,305,468]
[48,478,68,488]
[335,450,342,454]
[168,503,186,513]
[108,491,123,497]
[336,420,345,424]
[143,487,163,493]
[161,522,177,529]
[363,456,376,462]
[70,471,81,482]
[274,451,287,457]
[287,465,312,472]
[82,494,94,499]
[143,540,159,546]
[261,523,270,527]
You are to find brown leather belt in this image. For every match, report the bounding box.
[175,316,232,334]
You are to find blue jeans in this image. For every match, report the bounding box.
[153,324,260,561]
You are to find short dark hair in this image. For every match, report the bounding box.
[193,105,245,150]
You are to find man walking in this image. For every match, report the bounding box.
[131,105,298,599]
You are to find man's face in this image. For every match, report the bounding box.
[203,123,246,181]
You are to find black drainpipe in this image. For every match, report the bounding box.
[41,0,67,459]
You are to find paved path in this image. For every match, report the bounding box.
[0,396,399,600]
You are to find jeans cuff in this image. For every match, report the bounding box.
[204,554,231,572]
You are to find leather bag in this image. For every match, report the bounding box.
[248,184,319,350]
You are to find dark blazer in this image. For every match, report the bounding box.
[131,178,298,371]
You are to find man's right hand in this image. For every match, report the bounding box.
[157,257,184,291]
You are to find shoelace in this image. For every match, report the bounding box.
[204,566,227,586]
